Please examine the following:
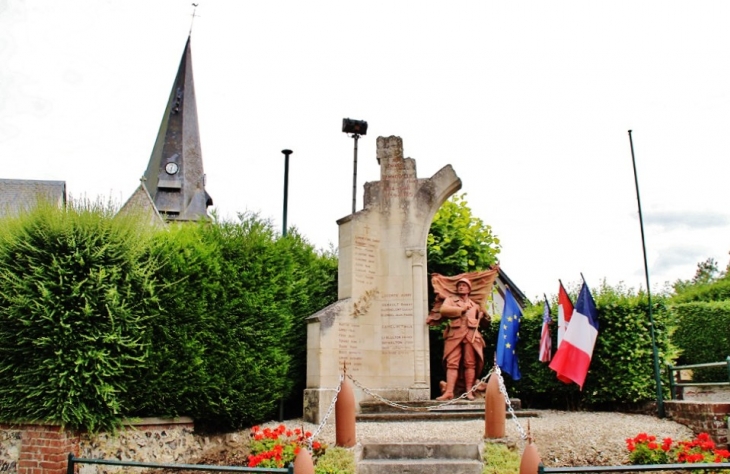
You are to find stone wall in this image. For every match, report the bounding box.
[0,418,234,474]
[665,401,730,448]
[0,427,21,473]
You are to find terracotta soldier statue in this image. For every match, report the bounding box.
[427,267,499,400]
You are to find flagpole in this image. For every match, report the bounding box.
[628,130,665,418]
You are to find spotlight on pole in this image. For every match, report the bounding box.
[342,118,367,215]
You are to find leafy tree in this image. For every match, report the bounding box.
[427,193,501,276]
[673,256,726,293]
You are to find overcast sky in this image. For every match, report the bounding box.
[2,1,729,301]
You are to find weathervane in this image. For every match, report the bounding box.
[189,3,200,35]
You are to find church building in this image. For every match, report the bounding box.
[119,36,213,224]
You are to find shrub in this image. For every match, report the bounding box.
[125,213,338,429]
[247,424,326,469]
[627,432,730,465]
[314,447,356,474]
[503,281,678,409]
[671,301,730,382]
[0,200,160,432]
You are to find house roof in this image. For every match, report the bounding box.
[0,179,66,218]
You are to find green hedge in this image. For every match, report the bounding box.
[0,201,159,432]
[486,282,677,409]
[671,301,730,382]
[0,206,337,432]
[671,278,730,303]
[126,214,338,430]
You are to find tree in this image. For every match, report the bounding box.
[427,193,501,276]
[673,256,725,293]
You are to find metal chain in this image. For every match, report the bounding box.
[346,368,494,412]
[307,366,527,448]
[494,364,527,440]
[306,373,343,450]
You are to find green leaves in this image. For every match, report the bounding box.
[0,205,338,432]
[504,282,677,409]
[0,199,158,432]
[671,301,730,382]
[427,193,500,277]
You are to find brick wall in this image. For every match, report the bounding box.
[665,400,730,448]
[16,425,78,474]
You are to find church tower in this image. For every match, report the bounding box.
[120,36,212,223]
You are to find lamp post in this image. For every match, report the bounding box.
[282,149,292,237]
[342,118,368,214]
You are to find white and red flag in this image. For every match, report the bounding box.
[556,281,574,348]
[538,295,552,362]
[549,281,599,389]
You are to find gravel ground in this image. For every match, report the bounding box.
[252,410,695,467]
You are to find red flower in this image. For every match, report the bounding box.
[661,438,672,452]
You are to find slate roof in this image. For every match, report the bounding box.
[0,179,66,218]
[121,36,213,222]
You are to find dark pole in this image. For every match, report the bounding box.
[282,149,292,237]
[352,134,360,214]
[277,149,291,423]
[628,130,665,418]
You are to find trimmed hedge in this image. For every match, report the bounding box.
[671,278,730,303]
[671,301,730,382]
[0,201,159,432]
[126,214,338,430]
[486,282,677,409]
[0,205,337,432]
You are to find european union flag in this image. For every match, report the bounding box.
[497,288,522,380]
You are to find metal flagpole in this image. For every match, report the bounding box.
[628,130,665,418]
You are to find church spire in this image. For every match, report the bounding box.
[143,35,212,221]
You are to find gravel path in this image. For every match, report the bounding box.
[257,410,694,467]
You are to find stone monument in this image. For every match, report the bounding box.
[303,136,461,423]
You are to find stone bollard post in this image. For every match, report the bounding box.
[519,439,541,474]
[293,447,315,474]
[484,373,505,438]
[335,377,356,447]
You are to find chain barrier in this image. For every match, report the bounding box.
[307,365,527,449]
[306,373,344,451]
[494,364,527,440]
[346,368,494,412]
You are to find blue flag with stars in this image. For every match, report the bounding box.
[497,288,522,380]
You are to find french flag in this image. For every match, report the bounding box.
[548,281,598,390]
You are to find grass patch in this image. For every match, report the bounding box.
[483,442,520,474]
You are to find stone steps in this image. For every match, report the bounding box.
[358,441,483,474]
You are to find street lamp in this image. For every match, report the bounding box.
[282,149,293,237]
[342,118,368,214]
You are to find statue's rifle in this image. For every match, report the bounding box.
[471,306,484,343]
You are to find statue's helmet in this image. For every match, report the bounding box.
[456,278,472,292]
